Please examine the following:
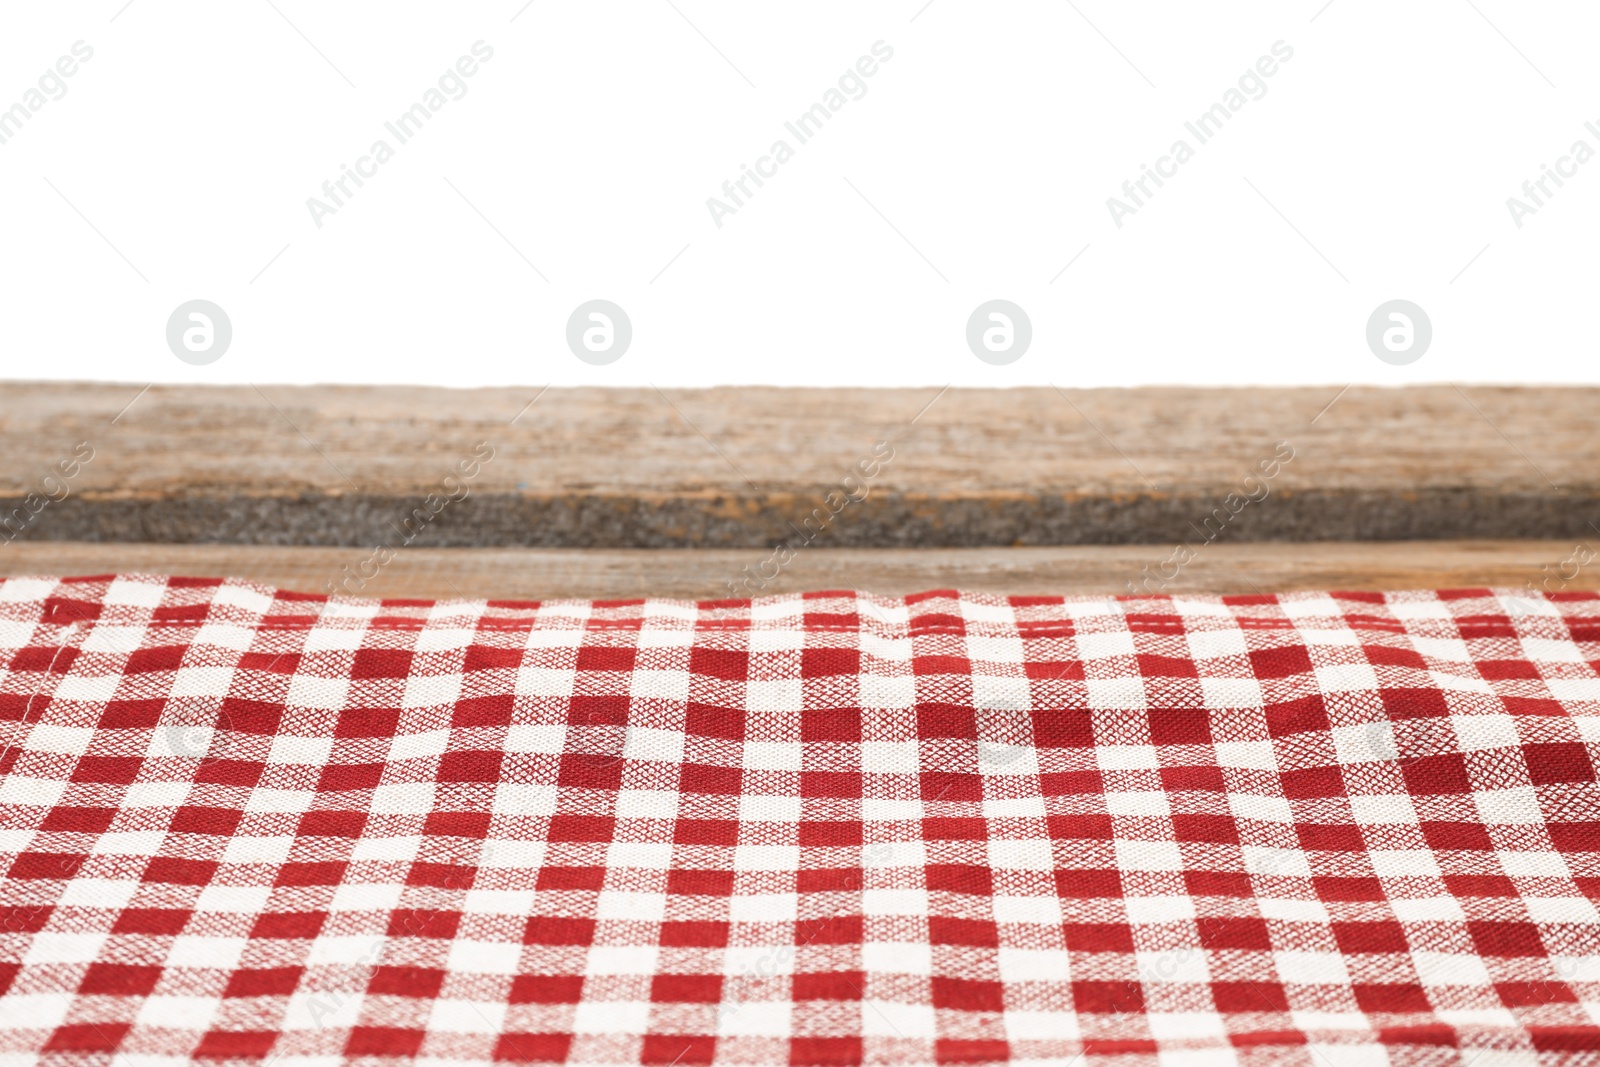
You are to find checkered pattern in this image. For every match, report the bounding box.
[0,576,1598,1067]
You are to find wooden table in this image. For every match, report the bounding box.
[4,383,1595,598]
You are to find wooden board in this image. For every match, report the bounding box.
[3,541,1589,601]
[3,383,1594,548]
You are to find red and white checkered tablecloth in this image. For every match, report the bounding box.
[0,575,1598,1067]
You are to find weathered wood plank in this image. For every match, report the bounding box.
[2,383,1593,547]
[2,541,1589,600]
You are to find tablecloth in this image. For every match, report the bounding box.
[0,576,1596,1066]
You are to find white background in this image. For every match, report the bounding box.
[1,1,1594,388]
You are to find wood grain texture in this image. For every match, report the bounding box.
[3,383,1594,547]
[3,541,1591,600]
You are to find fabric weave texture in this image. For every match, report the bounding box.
[0,575,1597,1066]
